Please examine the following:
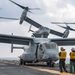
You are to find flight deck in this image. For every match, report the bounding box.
[0,60,74,75]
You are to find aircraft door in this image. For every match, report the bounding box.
[38,44,45,60]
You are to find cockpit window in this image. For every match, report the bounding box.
[44,43,51,49]
[41,42,58,49]
[50,42,58,49]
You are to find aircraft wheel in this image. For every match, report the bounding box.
[47,61,54,67]
[47,62,49,66]
[49,62,52,67]
[20,59,23,65]
[51,63,54,67]
[23,61,26,65]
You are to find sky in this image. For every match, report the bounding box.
[0,0,75,60]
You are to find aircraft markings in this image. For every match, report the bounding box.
[25,66,74,75]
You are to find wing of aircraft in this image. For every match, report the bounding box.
[51,38,75,46]
[0,34,75,46]
[24,17,64,37]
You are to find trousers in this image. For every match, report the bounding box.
[59,59,67,72]
[70,60,75,73]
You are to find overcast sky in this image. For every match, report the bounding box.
[0,0,75,60]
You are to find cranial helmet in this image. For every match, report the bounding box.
[71,47,75,51]
[61,47,65,51]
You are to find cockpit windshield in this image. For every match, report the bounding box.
[50,42,58,49]
[42,42,58,49]
[44,43,51,49]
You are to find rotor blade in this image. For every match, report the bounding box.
[51,22,64,24]
[0,17,19,20]
[51,22,75,24]
[57,25,66,29]
[9,0,25,9]
[57,25,75,31]
[29,8,41,10]
[69,27,75,31]
[28,10,34,14]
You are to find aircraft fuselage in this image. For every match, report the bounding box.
[21,38,59,64]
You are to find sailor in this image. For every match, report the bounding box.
[19,55,23,65]
[69,47,75,73]
[59,47,67,72]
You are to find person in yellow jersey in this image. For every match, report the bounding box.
[69,47,75,73]
[59,47,67,73]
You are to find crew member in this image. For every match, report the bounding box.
[19,55,23,65]
[69,47,75,73]
[59,47,67,72]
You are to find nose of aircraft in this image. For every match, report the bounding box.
[43,49,59,60]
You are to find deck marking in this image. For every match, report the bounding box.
[25,66,74,75]
[4,63,74,75]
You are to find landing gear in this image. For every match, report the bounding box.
[20,59,23,65]
[20,59,26,65]
[47,61,54,67]
[23,61,26,65]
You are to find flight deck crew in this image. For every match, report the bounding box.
[59,47,67,73]
[19,55,23,65]
[69,47,75,73]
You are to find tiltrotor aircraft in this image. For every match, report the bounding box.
[0,18,75,67]
[0,0,75,67]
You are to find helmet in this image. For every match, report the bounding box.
[61,47,65,51]
[71,47,75,51]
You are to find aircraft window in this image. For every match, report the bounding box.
[44,43,51,49]
[39,44,43,50]
[50,42,58,49]
[39,42,58,50]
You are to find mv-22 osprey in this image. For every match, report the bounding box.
[0,0,75,67]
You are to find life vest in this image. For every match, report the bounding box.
[19,55,22,59]
[59,51,66,59]
[70,52,75,59]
